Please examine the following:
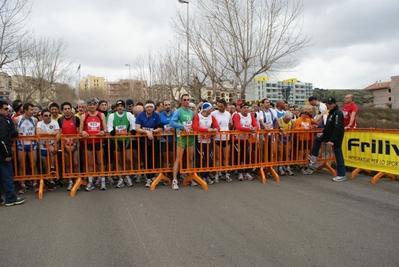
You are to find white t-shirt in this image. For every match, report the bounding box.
[37,120,59,149]
[211,110,232,141]
[257,109,275,130]
[196,113,213,143]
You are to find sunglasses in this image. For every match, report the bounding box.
[43,114,51,117]
[182,99,190,102]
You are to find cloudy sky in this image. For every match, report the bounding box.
[29,0,399,89]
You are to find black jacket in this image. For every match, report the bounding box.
[0,115,15,162]
[322,105,344,147]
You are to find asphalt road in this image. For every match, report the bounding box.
[1,171,398,267]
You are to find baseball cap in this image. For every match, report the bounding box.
[116,100,125,107]
[201,102,212,111]
[126,99,134,106]
[326,97,337,104]
[189,102,196,108]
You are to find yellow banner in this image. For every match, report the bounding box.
[283,78,297,83]
[343,131,399,175]
[255,76,269,82]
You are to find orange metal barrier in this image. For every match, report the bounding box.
[60,132,175,195]
[179,129,337,189]
[11,129,339,198]
[12,135,59,199]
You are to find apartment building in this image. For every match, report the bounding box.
[364,76,399,109]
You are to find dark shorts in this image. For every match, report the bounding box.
[215,140,229,148]
[110,140,131,152]
[87,143,102,151]
[161,142,174,153]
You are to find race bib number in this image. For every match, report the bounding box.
[88,122,101,131]
[116,125,127,134]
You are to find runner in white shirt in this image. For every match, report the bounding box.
[211,99,233,182]
[37,108,60,190]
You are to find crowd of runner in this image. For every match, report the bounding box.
[1,93,357,195]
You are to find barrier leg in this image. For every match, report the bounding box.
[316,162,336,177]
[259,168,266,184]
[265,167,280,182]
[350,168,362,179]
[70,177,87,197]
[38,179,44,199]
[371,172,396,184]
[183,172,208,190]
[150,172,172,191]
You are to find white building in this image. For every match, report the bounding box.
[246,77,313,106]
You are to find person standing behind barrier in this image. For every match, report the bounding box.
[36,109,60,191]
[135,100,163,188]
[107,100,136,188]
[233,102,259,181]
[294,107,313,175]
[14,103,39,194]
[169,94,195,190]
[308,97,346,181]
[193,102,220,185]
[278,111,294,176]
[49,102,62,122]
[58,102,80,191]
[211,99,233,183]
[159,100,175,172]
[76,100,87,119]
[79,99,108,191]
[0,100,26,207]
[343,94,358,129]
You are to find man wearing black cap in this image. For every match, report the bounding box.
[11,101,23,121]
[308,97,346,181]
[126,99,134,114]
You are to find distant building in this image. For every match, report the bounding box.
[245,77,313,106]
[0,72,12,99]
[78,75,105,92]
[104,79,148,103]
[363,75,399,109]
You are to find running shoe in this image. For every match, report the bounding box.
[306,168,313,175]
[125,176,133,187]
[5,197,26,207]
[287,169,294,176]
[244,173,254,181]
[47,182,56,191]
[238,173,244,181]
[85,182,95,191]
[205,177,214,185]
[190,180,198,186]
[301,168,309,175]
[115,179,125,188]
[33,183,39,193]
[135,174,141,183]
[171,180,179,190]
[214,173,219,184]
[225,172,233,182]
[107,176,115,185]
[101,180,107,190]
[308,154,317,165]
[279,168,286,176]
[145,179,152,188]
[332,176,347,182]
[18,183,27,195]
[67,181,74,191]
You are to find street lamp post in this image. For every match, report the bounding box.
[178,0,190,97]
[125,64,131,99]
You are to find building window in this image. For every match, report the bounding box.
[388,97,391,101]
[388,88,391,93]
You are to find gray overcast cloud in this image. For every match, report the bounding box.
[29,0,399,89]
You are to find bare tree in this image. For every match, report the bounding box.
[174,0,310,100]
[0,0,31,69]
[10,37,73,106]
